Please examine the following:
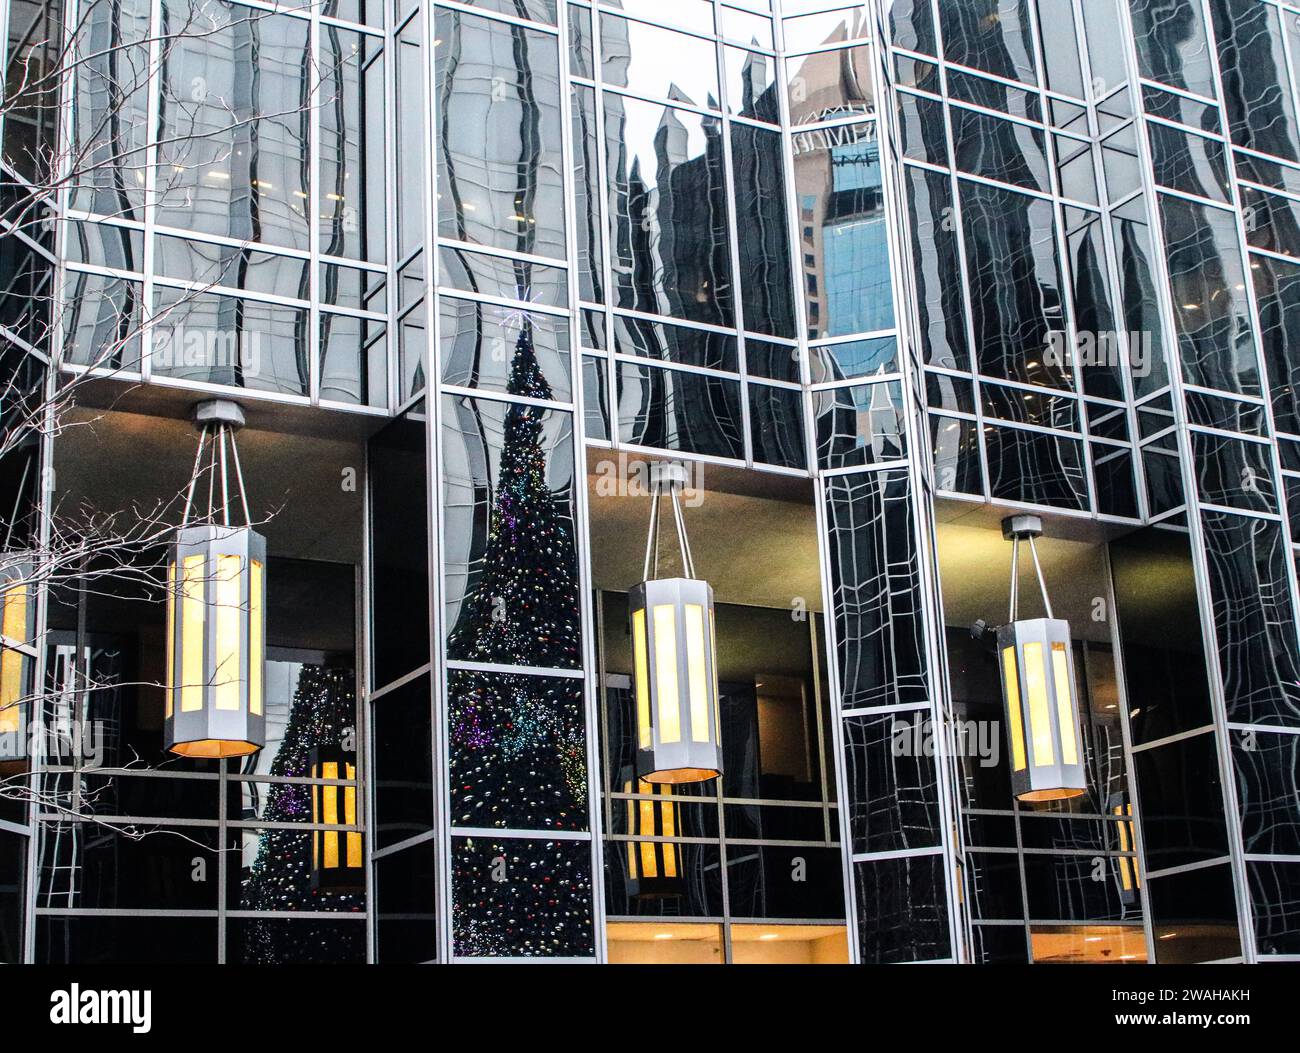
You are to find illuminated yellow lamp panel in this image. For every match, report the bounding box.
[343,761,361,867]
[709,607,721,743]
[652,604,680,744]
[638,796,657,878]
[180,555,207,713]
[632,608,651,750]
[1021,641,1054,767]
[683,603,709,743]
[1001,646,1027,771]
[659,784,676,877]
[313,761,362,871]
[0,581,27,731]
[250,559,264,716]
[164,561,176,719]
[214,554,244,711]
[1031,925,1147,963]
[1050,641,1079,765]
[1114,803,1140,891]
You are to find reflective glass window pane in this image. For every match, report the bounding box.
[1148,121,1230,203]
[936,0,1037,86]
[604,94,734,326]
[1159,194,1260,396]
[793,121,894,338]
[440,394,581,668]
[959,179,1069,387]
[1210,0,1300,163]
[440,297,571,402]
[950,107,1049,194]
[785,44,874,126]
[319,28,386,263]
[435,8,567,261]
[784,7,871,53]
[1128,0,1217,99]
[600,14,720,110]
[151,288,309,396]
[725,47,780,124]
[155,2,310,251]
[731,123,796,337]
[615,360,745,459]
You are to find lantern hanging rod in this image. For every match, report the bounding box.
[181,400,251,530]
[1002,514,1054,623]
[642,462,696,581]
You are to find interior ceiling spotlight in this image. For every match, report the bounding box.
[629,462,722,785]
[165,399,266,759]
[995,514,1087,803]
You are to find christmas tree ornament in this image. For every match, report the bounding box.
[995,514,1087,802]
[630,462,722,785]
[165,399,266,758]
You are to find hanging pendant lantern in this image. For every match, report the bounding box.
[995,515,1086,803]
[624,777,685,899]
[309,744,364,894]
[0,556,35,771]
[165,400,266,759]
[630,463,722,785]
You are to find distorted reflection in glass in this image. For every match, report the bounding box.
[435,7,566,261]
[793,121,894,338]
[156,1,310,251]
[605,94,734,326]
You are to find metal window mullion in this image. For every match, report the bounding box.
[1120,0,1258,963]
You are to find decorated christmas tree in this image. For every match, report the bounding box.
[445,322,588,954]
[446,321,580,667]
[239,663,362,964]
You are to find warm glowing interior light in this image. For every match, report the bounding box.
[1001,646,1026,771]
[632,608,651,749]
[1022,641,1054,767]
[653,605,680,743]
[0,582,27,726]
[180,555,206,713]
[214,554,242,711]
[165,562,176,719]
[684,603,709,743]
[250,560,264,716]
[1051,641,1078,764]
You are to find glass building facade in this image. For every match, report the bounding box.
[0,0,1297,964]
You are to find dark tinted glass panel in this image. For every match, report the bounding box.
[371,673,434,849]
[1210,0,1300,163]
[605,95,734,326]
[936,0,1037,85]
[960,180,1068,387]
[824,470,929,710]
[368,415,430,685]
[376,840,438,963]
[1159,195,1260,396]
[854,852,950,963]
[615,361,745,460]
[731,123,796,337]
[451,835,594,957]
[448,670,588,831]
[440,394,581,668]
[905,167,969,370]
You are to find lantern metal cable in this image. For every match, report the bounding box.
[995,514,1087,803]
[629,463,723,785]
[165,399,266,759]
